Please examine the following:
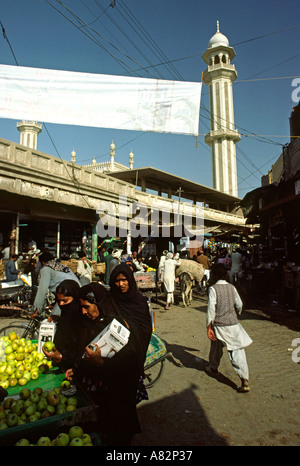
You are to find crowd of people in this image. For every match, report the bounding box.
[0,239,254,443]
[37,259,152,446]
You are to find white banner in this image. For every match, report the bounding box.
[0,64,201,135]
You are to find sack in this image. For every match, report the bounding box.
[136,376,148,404]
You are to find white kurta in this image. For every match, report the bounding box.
[207,280,253,351]
[163,258,181,293]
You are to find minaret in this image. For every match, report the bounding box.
[71,149,76,163]
[129,150,134,169]
[17,121,42,150]
[202,22,240,197]
[110,141,115,171]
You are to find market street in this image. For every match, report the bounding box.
[133,291,300,447]
[0,289,299,447]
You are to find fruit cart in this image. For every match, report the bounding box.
[134,271,158,300]
[0,366,100,446]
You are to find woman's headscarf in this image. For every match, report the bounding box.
[79,281,120,319]
[109,264,152,373]
[54,280,82,362]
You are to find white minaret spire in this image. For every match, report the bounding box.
[17,121,42,150]
[202,22,241,197]
[110,140,115,171]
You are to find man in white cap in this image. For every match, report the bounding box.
[162,252,181,310]
[108,249,122,282]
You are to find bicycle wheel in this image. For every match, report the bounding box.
[144,360,165,388]
[0,323,38,340]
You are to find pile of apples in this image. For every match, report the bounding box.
[0,331,52,389]
[15,425,94,446]
[0,384,79,430]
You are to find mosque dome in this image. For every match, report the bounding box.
[207,21,229,48]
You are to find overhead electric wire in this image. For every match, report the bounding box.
[46,0,158,78]
[117,0,184,81]
[90,0,164,78]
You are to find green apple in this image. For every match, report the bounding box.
[5,353,15,363]
[6,365,15,376]
[0,363,7,373]
[54,432,69,446]
[15,368,25,379]
[41,410,52,419]
[69,437,84,446]
[23,363,32,372]
[25,355,33,364]
[68,425,84,440]
[60,380,71,390]
[28,413,39,423]
[12,341,19,351]
[37,400,48,412]
[0,372,9,381]
[11,400,24,416]
[0,380,9,390]
[22,371,31,381]
[18,377,28,386]
[46,405,55,415]
[43,341,55,352]
[0,406,6,420]
[82,433,92,445]
[58,395,67,405]
[33,386,43,396]
[36,353,44,362]
[15,353,25,361]
[56,406,66,415]
[8,332,18,342]
[38,364,49,374]
[65,404,76,412]
[48,394,60,407]
[0,422,8,430]
[5,345,13,355]
[67,396,78,407]
[19,387,31,400]
[9,377,18,387]
[24,399,33,408]
[25,404,36,417]
[30,369,39,380]
[15,438,30,446]
[16,345,24,354]
[30,393,40,404]
[36,436,51,446]
[7,413,18,427]
[3,397,14,410]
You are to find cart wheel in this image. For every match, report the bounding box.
[144,360,165,388]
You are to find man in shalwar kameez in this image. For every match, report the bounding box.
[205,263,253,392]
[162,252,181,310]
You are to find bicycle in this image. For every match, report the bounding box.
[0,310,51,341]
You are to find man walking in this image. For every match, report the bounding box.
[205,263,252,392]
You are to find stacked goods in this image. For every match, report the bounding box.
[175,259,205,282]
[0,384,80,431]
[0,333,52,390]
[14,425,94,446]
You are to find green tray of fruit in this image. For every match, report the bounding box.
[0,382,97,446]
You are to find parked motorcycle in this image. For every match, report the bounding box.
[0,274,33,304]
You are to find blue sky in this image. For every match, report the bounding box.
[0,0,299,199]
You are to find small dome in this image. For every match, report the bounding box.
[208,21,229,48]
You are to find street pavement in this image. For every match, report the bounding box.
[133,290,300,447]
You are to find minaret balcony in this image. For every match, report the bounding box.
[205,129,241,145]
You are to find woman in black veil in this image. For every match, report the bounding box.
[66,265,152,446]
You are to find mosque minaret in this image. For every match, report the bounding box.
[202,21,241,197]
